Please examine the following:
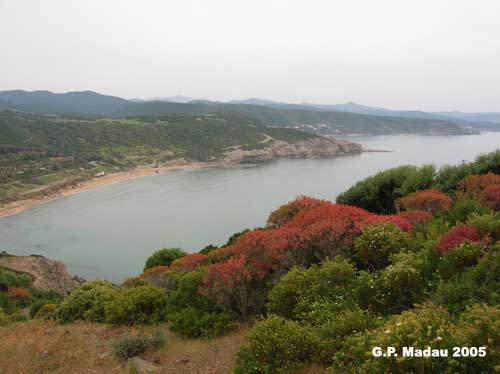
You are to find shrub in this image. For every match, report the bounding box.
[144,248,187,271]
[446,198,490,225]
[457,173,500,198]
[306,305,378,363]
[354,222,409,270]
[267,195,327,228]
[267,258,357,320]
[332,303,456,373]
[140,265,170,287]
[467,212,500,241]
[437,241,485,279]
[482,184,500,210]
[167,307,231,338]
[436,224,482,255]
[0,268,32,289]
[336,165,436,214]
[105,285,167,325]
[0,292,14,314]
[7,287,31,306]
[58,280,119,323]
[113,331,166,360]
[397,189,453,215]
[374,251,430,314]
[360,215,412,232]
[453,304,500,373]
[34,304,58,320]
[235,316,320,374]
[169,253,209,271]
[30,298,57,318]
[284,203,372,265]
[397,210,433,225]
[121,277,149,289]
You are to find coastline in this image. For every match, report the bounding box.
[0,160,220,219]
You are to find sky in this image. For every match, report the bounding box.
[1,0,499,112]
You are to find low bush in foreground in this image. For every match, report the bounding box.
[113,331,166,360]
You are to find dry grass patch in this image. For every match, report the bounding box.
[0,320,249,374]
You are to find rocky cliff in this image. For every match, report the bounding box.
[223,137,362,164]
[0,253,84,295]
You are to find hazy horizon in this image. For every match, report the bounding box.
[1,0,499,112]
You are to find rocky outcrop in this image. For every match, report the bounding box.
[223,137,362,164]
[0,253,84,295]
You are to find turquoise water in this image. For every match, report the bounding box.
[1,132,500,282]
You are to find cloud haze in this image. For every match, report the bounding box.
[1,0,499,111]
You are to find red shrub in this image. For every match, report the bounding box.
[361,215,413,232]
[397,189,453,215]
[481,184,500,211]
[284,203,373,263]
[397,210,433,225]
[267,195,328,228]
[140,265,169,279]
[458,173,500,199]
[170,253,209,271]
[7,287,31,300]
[437,224,482,255]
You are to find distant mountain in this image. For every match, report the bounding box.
[148,95,194,103]
[435,111,500,124]
[0,89,487,135]
[0,90,129,115]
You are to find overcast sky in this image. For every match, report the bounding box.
[1,0,499,111]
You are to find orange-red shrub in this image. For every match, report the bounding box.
[436,224,482,255]
[170,253,209,271]
[397,210,433,225]
[140,265,169,279]
[457,173,500,198]
[7,287,32,300]
[267,195,328,228]
[284,203,373,264]
[481,185,500,211]
[361,215,413,232]
[397,189,453,215]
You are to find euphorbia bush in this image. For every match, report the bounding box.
[170,253,209,271]
[397,189,453,215]
[284,203,373,265]
[482,184,500,210]
[457,173,500,199]
[7,287,31,302]
[397,210,433,225]
[267,195,327,228]
[436,224,482,255]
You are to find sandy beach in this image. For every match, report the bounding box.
[0,160,218,219]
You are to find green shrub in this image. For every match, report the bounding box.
[437,241,485,279]
[332,303,456,373]
[34,303,58,320]
[336,165,435,214]
[305,304,378,363]
[446,198,491,225]
[121,277,149,289]
[105,285,167,325]
[113,331,166,360]
[267,258,357,320]
[374,251,430,314]
[166,269,217,313]
[467,212,500,241]
[354,222,409,271]
[167,307,231,338]
[0,291,14,314]
[0,267,32,289]
[235,316,319,373]
[58,280,119,323]
[144,248,187,271]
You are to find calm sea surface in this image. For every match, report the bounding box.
[1,133,500,282]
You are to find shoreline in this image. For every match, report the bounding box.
[0,160,221,219]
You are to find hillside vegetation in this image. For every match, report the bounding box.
[0,110,316,202]
[2,150,500,373]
